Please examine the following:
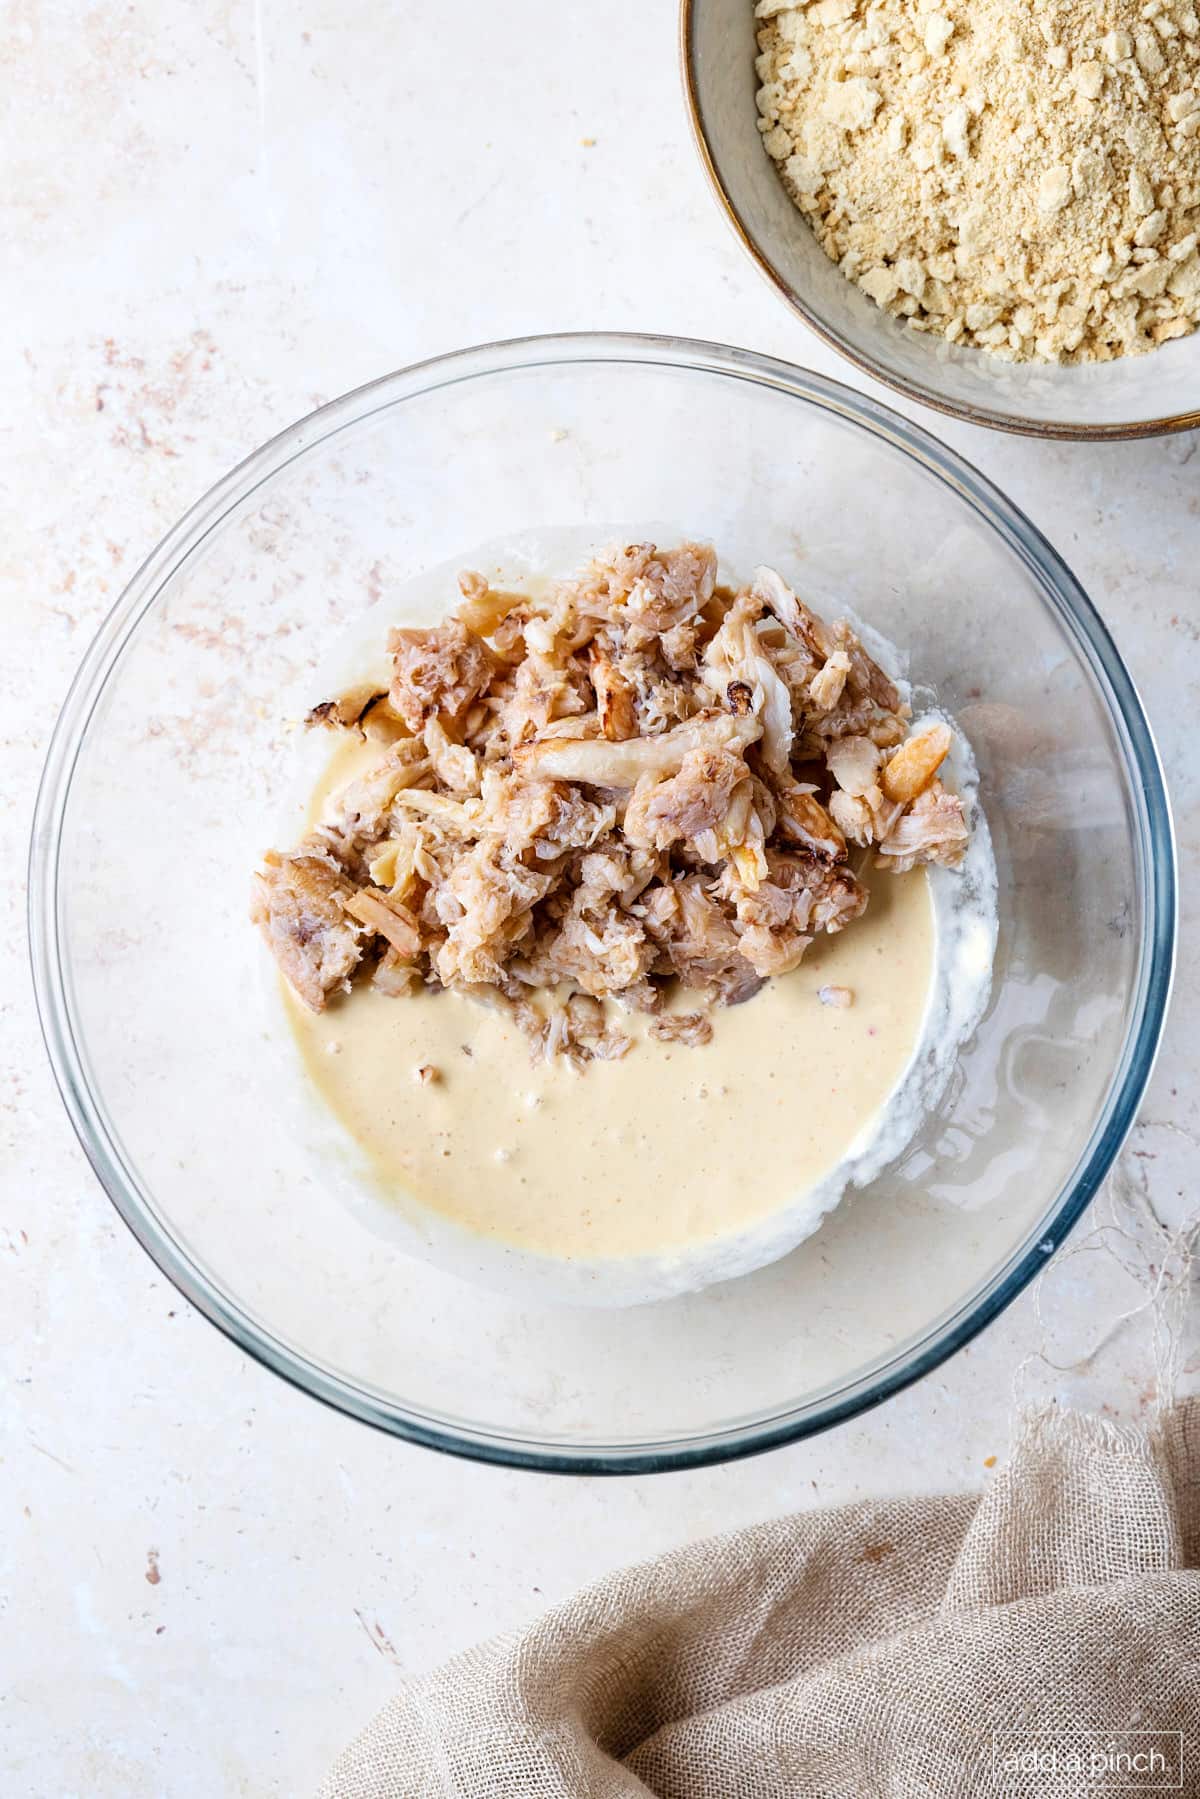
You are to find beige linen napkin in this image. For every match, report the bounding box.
[319,1401,1200,1798]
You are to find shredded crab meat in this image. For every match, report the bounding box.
[512,711,759,787]
[700,592,794,777]
[250,851,366,1013]
[649,1011,714,1048]
[253,544,972,1058]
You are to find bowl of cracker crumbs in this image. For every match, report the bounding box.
[683,0,1200,436]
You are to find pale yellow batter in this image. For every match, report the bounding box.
[288,863,934,1263]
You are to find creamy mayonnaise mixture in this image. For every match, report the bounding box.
[289,858,934,1262]
[272,531,995,1305]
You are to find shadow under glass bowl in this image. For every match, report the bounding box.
[30,334,1175,1473]
[682,0,1200,441]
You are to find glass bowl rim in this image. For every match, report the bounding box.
[28,331,1178,1475]
[679,0,1200,443]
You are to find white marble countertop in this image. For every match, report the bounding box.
[3,2,1197,1793]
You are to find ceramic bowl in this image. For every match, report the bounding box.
[682,0,1200,439]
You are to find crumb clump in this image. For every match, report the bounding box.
[754,0,1200,361]
[252,544,968,1067]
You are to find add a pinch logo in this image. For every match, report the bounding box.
[991,1731,1184,1788]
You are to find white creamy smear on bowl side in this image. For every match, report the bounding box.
[264,528,997,1307]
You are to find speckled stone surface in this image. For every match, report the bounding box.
[3,3,1196,1793]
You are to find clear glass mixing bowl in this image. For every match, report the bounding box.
[29,335,1175,1472]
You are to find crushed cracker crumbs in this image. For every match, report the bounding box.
[755,0,1200,361]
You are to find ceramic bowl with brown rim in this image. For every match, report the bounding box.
[682,0,1200,440]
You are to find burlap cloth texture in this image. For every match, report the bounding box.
[319,1399,1200,1797]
